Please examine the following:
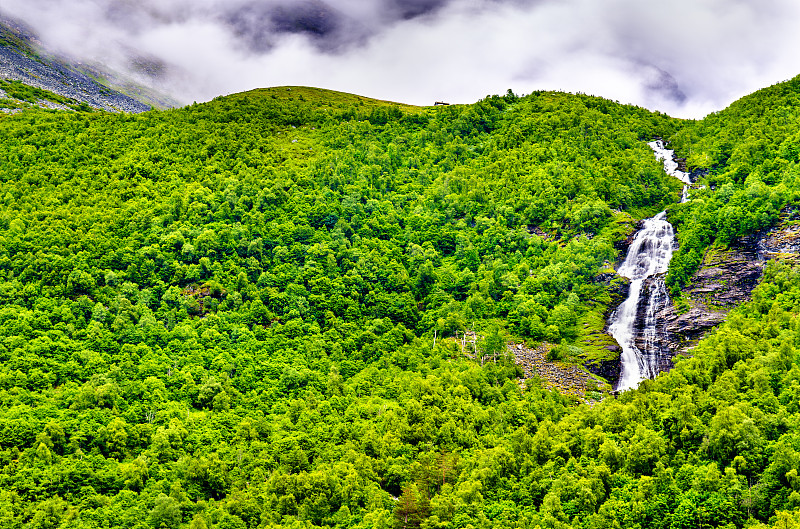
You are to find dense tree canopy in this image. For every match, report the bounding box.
[0,80,799,528]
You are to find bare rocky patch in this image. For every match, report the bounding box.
[659,208,800,355]
[509,342,610,397]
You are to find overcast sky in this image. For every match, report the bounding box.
[3,0,800,118]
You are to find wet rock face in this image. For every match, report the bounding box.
[613,220,645,258]
[584,272,628,387]
[689,167,709,182]
[586,357,620,389]
[600,211,799,383]
[595,272,630,301]
[633,276,674,372]
[657,216,798,355]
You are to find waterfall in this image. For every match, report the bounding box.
[609,141,691,391]
[649,139,691,204]
[608,213,675,390]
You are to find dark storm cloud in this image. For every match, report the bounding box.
[386,0,452,20]
[219,0,457,53]
[647,71,687,106]
[638,64,687,105]
[1,0,800,117]
[267,2,340,38]
[222,1,356,53]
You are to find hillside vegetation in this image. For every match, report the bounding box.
[0,80,799,528]
[665,77,800,293]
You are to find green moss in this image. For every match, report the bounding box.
[701,243,731,266]
[600,210,637,246]
[574,304,620,364]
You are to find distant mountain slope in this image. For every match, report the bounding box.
[226,85,423,112]
[0,14,175,112]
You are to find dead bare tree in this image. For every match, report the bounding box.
[471,324,479,365]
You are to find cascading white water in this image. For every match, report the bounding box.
[608,213,675,390]
[610,140,691,391]
[649,139,691,204]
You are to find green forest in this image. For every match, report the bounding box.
[0,76,799,529]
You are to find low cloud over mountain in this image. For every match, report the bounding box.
[2,0,800,117]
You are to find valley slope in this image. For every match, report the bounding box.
[0,79,799,528]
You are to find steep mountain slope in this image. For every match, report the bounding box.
[0,15,172,112]
[1,80,800,528]
[665,75,800,292]
[0,86,688,527]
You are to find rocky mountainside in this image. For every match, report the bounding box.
[0,15,173,112]
[593,132,800,386]
[510,342,610,397]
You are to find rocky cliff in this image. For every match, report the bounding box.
[584,272,629,388]
[656,212,799,356]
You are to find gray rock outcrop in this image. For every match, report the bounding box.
[598,209,799,384]
[655,213,799,355]
[511,343,609,396]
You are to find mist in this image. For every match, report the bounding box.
[3,0,800,118]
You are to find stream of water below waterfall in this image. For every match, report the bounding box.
[609,141,690,391]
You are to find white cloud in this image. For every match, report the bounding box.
[2,0,800,117]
